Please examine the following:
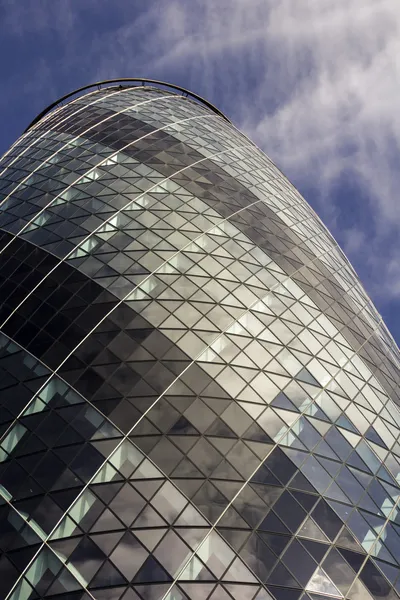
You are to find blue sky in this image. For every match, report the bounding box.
[1,0,399,343]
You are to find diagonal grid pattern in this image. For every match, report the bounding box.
[1,84,400,600]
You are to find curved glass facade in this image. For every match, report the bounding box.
[0,83,400,600]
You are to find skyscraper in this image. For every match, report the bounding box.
[0,78,400,600]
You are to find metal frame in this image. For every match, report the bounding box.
[24,78,231,131]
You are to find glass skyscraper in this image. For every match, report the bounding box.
[0,79,400,600]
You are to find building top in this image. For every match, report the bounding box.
[24,77,231,132]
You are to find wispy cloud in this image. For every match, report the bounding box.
[1,0,78,37]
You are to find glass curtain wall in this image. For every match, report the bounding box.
[0,82,400,600]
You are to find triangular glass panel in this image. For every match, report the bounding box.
[306,567,342,597]
[178,555,216,581]
[365,426,386,448]
[259,512,290,535]
[169,415,199,435]
[207,436,237,456]
[258,532,290,557]
[290,490,318,513]
[92,461,123,484]
[335,527,365,554]
[45,534,80,561]
[90,531,124,555]
[217,527,250,551]
[336,415,358,433]
[377,466,397,487]
[92,482,123,505]
[208,585,232,600]
[297,518,330,542]
[45,566,84,595]
[133,529,168,552]
[244,440,273,460]
[271,392,297,411]
[243,422,273,443]
[373,558,399,585]
[132,505,167,529]
[90,509,124,533]
[348,467,372,489]
[89,560,127,588]
[250,483,283,508]
[251,465,281,487]
[347,450,371,473]
[222,557,258,583]
[300,538,329,563]
[171,458,205,478]
[133,556,172,583]
[131,479,163,500]
[296,369,320,387]
[288,472,317,493]
[337,547,366,576]
[267,561,300,588]
[206,418,237,438]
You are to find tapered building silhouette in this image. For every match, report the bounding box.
[1,80,400,600]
